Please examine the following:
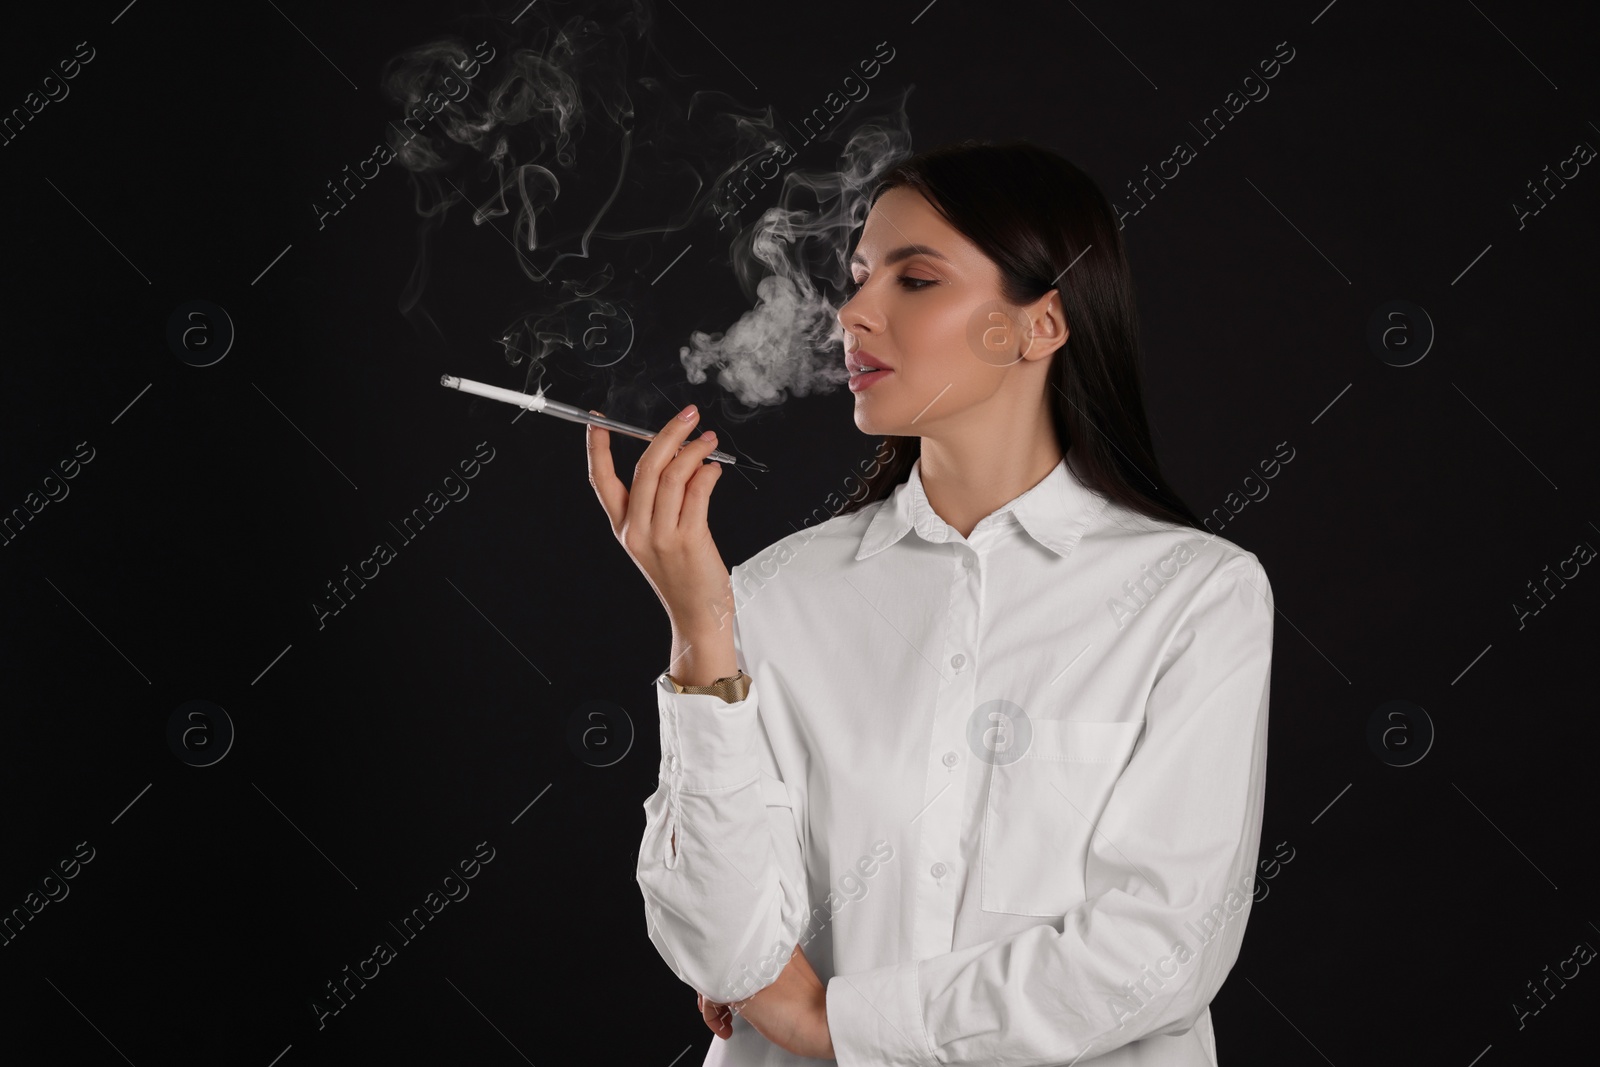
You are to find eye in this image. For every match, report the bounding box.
[843,274,935,296]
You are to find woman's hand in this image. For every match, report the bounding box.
[699,991,734,1040]
[586,404,733,642]
[697,944,834,1059]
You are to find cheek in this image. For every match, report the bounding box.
[969,302,1036,369]
[902,299,983,379]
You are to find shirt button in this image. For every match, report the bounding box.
[950,653,966,669]
[930,862,947,878]
[942,751,959,767]
[964,556,976,570]
[666,753,679,770]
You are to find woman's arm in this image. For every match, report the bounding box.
[636,573,812,1006]
[825,554,1276,1067]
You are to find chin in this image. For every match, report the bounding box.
[852,409,890,436]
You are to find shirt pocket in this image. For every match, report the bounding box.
[979,719,1145,917]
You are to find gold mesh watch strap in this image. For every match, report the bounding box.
[664,670,751,703]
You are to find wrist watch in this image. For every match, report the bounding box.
[663,669,751,703]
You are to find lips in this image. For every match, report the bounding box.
[847,359,892,392]
[846,350,892,374]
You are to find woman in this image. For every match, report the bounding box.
[589,140,1276,1065]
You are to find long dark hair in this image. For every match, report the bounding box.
[835,139,1204,533]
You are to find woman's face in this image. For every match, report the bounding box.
[838,186,1062,438]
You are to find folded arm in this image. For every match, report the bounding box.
[637,604,812,1005]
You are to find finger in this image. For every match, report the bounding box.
[585,410,628,536]
[702,995,731,1039]
[654,429,720,532]
[676,453,723,535]
[628,404,701,538]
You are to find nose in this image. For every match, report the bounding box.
[837,286,878,344]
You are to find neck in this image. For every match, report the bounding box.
[919,424,1063,539]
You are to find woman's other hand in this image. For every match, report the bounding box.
[699,992,734,1040]
[698,945,834,1059]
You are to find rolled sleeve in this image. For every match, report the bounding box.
[656,671,764,795]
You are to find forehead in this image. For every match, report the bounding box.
[850,186,973,266]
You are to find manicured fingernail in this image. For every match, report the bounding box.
[703,431,717,442]
[678,404,698,421]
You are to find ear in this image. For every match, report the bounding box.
[1019,289,1068,363]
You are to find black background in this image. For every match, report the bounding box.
[3,0,1597,1063]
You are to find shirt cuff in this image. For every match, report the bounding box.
[654,669,762,793]
[826,958,935,1067]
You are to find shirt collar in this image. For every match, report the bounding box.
[855,450,1110,561]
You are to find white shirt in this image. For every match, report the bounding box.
[636,451,1275,1066]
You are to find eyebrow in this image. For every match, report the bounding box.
[849,244,950,269]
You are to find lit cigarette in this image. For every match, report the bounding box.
[440,375,769,472]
